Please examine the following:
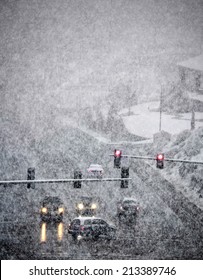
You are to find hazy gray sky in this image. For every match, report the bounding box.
[0,0,202,115]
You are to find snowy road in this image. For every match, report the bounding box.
[1,166,202,259]
[0,127,202,259]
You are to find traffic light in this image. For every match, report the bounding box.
[27,167,35,189]
[114,149,122,168]
[121,167,129,188]
[156,153,164,169]
[74,170,82,188]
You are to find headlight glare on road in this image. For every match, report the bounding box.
[41,207,47,214]
[77,203,84,210]
[91,203,97,210]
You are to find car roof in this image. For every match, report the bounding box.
[89,164,103,168]
[72,216,103,221]
[71,216,115,226]
[122,197,137,203]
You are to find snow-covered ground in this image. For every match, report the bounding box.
[57,115,152,145]
[188,91,203,102]
[120,101,203,139]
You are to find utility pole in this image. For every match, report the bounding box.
[191,103,195,130]
[159,85,163,132]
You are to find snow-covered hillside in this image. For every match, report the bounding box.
[119,102,203,209]
[162,128,203,208]
[143,127,203,210]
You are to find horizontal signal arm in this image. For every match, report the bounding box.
[0,178,132,185]
[164,158,203,164]
[110,154,203,164]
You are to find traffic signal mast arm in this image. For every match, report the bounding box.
[164,158,203,164]
[111,154,155,160]
[0,177,132,185]
[110,154,203,164]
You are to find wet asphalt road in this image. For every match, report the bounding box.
[0,127,203,259]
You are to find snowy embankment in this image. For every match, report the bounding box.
[120,101,203,139]
[57,115,146,145]
[160,128,203,210]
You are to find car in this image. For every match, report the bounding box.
[117,197,139,222]
[68,216,116,241]
[75,196,99,216]
[87,164,104,178]
[40,196,64,222]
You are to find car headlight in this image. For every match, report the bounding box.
[41,207,47,214]
[77,235,82,241]
[77,203,84,210]
[91,203,97,210]
[58,207,64,214]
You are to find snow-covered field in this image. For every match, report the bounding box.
[120,101,203,139]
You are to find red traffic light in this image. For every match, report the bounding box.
[156,153,164,160]
[114,150,122,157]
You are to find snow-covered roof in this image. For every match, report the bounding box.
[177,54,203,72]
[122,197,137,203]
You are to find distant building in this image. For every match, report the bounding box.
[177,54,203,92]
[153,130,171,145]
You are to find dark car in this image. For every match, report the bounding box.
[117,197,139,222]
[40,196,64,222]
[68,216,116,241]
[75,196,99,216]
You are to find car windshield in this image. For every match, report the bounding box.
[92,219,102,224]
[72,219,80,225]
[84,219,92,225]
[79,197,93,204]
[123,200,136,205]
[81,197,92,202]
[42,197,62,206]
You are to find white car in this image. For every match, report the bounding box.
[87,164,104,178]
